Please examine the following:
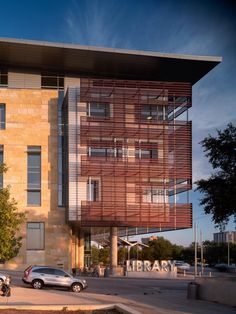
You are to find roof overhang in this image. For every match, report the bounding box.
[0,38,222,85]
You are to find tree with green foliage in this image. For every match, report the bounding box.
[99,247,110,265]
[172,244,184,260]
[203,240,236,265]
[196,123,236,228]
[91,245,100,265]
[0,164,26,261]
[142,237,173,261]
[118,246,127,265]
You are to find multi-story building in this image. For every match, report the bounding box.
[214,231,236,244]
[0,38,221,271]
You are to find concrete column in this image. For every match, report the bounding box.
[78,229,84,269]
[75,232,79,269]
[110,227,118,275]
[70,232,78,271]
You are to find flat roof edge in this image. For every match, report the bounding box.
[0,37,222,63]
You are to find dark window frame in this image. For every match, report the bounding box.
[87,179,100,202]
[135,148,158,159]
[87,102,110,118]
[0,70,8,87]
[26,222,45,250]
[41,73,64,90]
[27,146,41,206]
[0,104,6,130]
[140,104,166,121]
[89,147,115,157]
[88,145,124,158]
[142,187,168,203]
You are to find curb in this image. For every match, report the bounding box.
[0,304,142,314]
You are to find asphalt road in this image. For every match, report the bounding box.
[1,270,236,314]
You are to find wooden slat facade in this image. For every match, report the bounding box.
[66,78,192,229]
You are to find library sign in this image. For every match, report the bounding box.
[125,260,177,278]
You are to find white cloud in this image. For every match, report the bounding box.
[64,0,132,48]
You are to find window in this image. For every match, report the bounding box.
[27,146,41,206]
[0,70,8,87]
[143,188,168,203]
[140,105,167,121]
[32,268,54,274]
[87,179,99,201]
[115,148,123,158]
[27,222,44,250]
[41,73,64,90]
[88,147,124,158]
[0,145,3,188]
[142,149,158,159]
[89,147,114,157]
[54,269,67,276]
[84,231,91,253]
[168,96,190,104]
[0,104,5,129]
[58,91,64,207]
[87,102,110,117]
[135,148,158,159]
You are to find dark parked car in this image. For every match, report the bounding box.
[214,263,236,273]
[22,265,87,292]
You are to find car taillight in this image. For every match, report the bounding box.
[24,266,32,277]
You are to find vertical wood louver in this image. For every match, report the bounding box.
[65,78,192,229]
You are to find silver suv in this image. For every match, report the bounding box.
[22,266,87,292]
[0,272,11,285]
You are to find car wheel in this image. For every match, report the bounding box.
[71,283,82,293]
[31,279,44,289]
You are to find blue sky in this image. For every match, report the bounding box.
[1,0,236,245]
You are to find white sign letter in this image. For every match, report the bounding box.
[143,260,151,271]
[151,260,161,271]
[136,260,143,272]
[126,260,132,272]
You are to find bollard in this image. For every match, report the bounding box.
[187,282,199,299]
[104,266,110,277]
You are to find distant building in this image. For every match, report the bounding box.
[142,236,158,245]
[213,231,236,244]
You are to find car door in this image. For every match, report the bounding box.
[53,269,72,287]
[33,267,55,285]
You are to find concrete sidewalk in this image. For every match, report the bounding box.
[0,285,235,314]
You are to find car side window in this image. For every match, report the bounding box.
[54,269,67,276]
[32,268,42,273]
[33,268,54,274]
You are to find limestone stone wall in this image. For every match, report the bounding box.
[196,277,236,307]
[0,88,71,271]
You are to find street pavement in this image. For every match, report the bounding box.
[0,270,236,314]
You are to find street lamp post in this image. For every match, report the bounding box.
[194,222,197,278]
[200,230,204,276]
[227,232,232,266]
